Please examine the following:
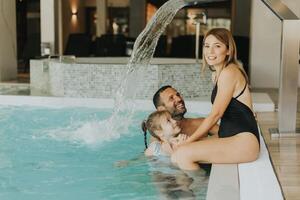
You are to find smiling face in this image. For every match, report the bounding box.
[158,112,181,140]
[203,34,229,69]
[158,87,186,120]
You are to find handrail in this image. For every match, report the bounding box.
[261,0,298,20]
[260,0,300,134]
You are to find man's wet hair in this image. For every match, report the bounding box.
[153,85,172,108]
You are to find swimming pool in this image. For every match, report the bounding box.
[0,105,209,200]
[0,94,282,200]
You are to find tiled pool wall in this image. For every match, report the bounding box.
[30,59,213,99]
[0,83,30,95]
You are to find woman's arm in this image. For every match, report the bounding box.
[185,67,238,143]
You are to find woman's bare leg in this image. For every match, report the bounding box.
[171,132,259,170]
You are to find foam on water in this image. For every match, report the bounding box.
[46,119,122,146]
[43,111,139,146]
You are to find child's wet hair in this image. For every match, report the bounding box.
[141,110,170,149]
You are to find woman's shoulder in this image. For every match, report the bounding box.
[224,64,247,81]
[219,65,239,80]
[224,64,241,73]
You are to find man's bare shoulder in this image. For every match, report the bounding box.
[180,117,219,136]
[180,117,204,136]
[183,117,204,124]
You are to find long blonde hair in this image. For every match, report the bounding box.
[202,28,248,83]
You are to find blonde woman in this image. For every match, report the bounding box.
[171,28,260,170]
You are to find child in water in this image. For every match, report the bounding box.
[141,110,188,157]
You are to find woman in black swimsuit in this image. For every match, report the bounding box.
[171,28,260,170]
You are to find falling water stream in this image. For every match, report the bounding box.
[108,0,188,137]
[52,0,222,145]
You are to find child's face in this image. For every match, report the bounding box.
[159,113,181,139]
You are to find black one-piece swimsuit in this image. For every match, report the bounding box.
[211,82,260,144]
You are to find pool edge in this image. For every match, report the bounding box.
[206,164,240,200]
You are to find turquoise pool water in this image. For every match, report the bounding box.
[0,106,209,199]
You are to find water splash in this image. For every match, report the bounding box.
[109,0,188,137]
[55,0,192,145]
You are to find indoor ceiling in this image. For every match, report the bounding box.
[147,0,231,9]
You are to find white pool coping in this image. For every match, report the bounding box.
[49,57,199,65]
[0,92,274,113]
[239,128,284,200]
[0,94,281,199]
[207,164,240,200]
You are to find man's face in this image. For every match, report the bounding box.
[159,88,187,119]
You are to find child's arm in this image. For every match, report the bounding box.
[161,142,173,155]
